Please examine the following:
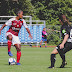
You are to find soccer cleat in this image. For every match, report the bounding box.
[48,66,54,69]
[45,46,47,48]
[8,51,13,57]
[60,61,67,68]
[30,44,32,47]
[16,63,21,65]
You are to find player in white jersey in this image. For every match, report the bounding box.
[0,10,32,65]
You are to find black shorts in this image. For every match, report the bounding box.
[56,42,72,54]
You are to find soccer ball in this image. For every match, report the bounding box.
[8,58,16,65]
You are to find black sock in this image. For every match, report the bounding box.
[50,54,56,67]
[57,47,65,62]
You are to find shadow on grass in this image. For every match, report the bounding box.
[56,67,71,68]
[4,64,16,66]
[47,66,72,69]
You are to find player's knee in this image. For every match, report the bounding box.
[56,46,60,50]
[51,52,57,54]
[14,44,21,51]
[40,41,42,44]
[17,47,21,51]
[51,48,58,54]
[41,40,43,42]
[56,46,61,52]
[7,34,12,40]
[45,41,47,43]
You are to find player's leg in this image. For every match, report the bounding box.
[7,34,12,40]
[6,33,21,65]
[45,41,47,48]
[11,35,21,65]
[14,44,21,65]
[59,43,72,68]
[8,40,12,52]
[48,48,58,68]
[63,43,72,54]
[40,40,43,47]
[7,35,13,57]
[56,45,66,68]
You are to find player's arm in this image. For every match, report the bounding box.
[42,32,46,36]
[0,24,7,35]
[45,32,47,36]
[22,19,32,39]
[42,32,47,36]
[59,34,69,49]
[59,28,69,49]
[0,18,12,35]
[26,28,32,39]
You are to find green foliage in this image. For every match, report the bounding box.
[46,25,59,45]
[46,25,61,32]
[31,0,72,25]
[18,0,35,16]
[0,0,72,23]
[0,0,35,16]
[0,0,72,45]
[47,33,61,45]
[46,25,61,45]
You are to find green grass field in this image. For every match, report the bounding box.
[0,46,72,72]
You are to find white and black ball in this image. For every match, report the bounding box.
[8,58,16,65]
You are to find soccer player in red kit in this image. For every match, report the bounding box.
[7,40,12,56]
[0,10,32,65]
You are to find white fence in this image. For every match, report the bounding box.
[0,16,45,45]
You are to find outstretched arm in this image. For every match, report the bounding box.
[26,28,33,39]
[0,24,7,35]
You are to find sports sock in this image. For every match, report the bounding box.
[51,54,56,67]
[40,45,41,47]
[57,48,65,62]
[7,40,12,52]
[17,51,21,63]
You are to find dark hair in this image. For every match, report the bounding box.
[58,14,70,25]
[16,10,23,16]
[59,14,68,20]
[43,27,46,29]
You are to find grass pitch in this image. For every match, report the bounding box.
[0,46,72,72]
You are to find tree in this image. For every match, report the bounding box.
[31,0,72,25]
[0,0,35,16]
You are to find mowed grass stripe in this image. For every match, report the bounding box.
[0,46,72,72]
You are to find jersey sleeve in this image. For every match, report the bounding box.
[22,19,28,28]
[5,19,12,26]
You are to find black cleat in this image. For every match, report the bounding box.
[48,66,54,69]
[60,61,67,68]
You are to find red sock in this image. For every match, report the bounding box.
[17,51,21,63]
[7,40,12,52]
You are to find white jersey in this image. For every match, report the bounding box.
[5,17,28,36]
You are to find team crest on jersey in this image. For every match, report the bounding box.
[13,23,16,25]
[62,29,66,33]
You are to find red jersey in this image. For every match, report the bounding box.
[5,18,28,36]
